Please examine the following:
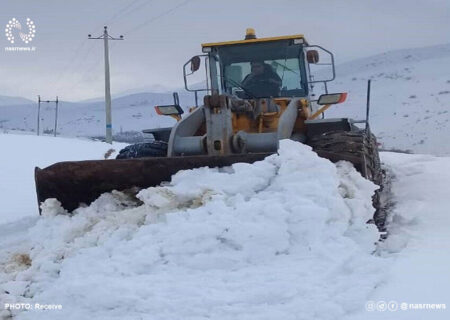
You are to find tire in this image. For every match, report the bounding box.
[307,130,385,230]
[116,141,168,159]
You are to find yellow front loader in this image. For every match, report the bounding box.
[35,29,384,228]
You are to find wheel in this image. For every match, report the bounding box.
[307,130,382,184]
[116,141,168,159]
[307,130,385,230]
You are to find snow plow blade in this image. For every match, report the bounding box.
[35,153,272,213]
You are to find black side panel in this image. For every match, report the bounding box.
[116,141,168,159]
[305,118,352,138]
[142,127,172,142]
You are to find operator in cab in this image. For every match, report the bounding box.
[241,60,282,98]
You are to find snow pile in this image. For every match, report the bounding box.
[0,140,383,320]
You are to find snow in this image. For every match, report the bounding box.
[0,25,449,320]
[1,139,385,319]
[0,91,190,138]
[325,43,450,155]
[1,134,449,319]
[0,132,127,224]
[350,152,450,319]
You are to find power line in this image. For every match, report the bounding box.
[56,0,193,101]
[123,0,193,36]
[103,0,143,24]
[66,40,121,97]
[54,39,89,92]
[53,26,106,94]
[103,0,155,26]
[52,0,148,96]
[64,44,103,96]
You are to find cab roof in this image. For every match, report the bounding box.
[201,34,308,48]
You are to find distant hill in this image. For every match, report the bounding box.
[1,44,449,154]
[0,95,34,106]
[0,91,197,139]
[325,43,450,155]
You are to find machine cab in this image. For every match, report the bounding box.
[184,29,336,103]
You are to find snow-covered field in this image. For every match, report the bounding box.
[357,152,450,320]
[326,43,450,155]
[0,91,186,138]
[0,133,127,224]
[1,133,449,319]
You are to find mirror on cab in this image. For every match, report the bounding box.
[306,46,335,83]
[190,56,201,72]
[317,92,347,105]
[154,92,184,116]
[154,104,184,116]
[307,50,319,64]
[183,55,209,96]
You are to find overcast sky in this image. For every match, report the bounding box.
[0,0,449,101]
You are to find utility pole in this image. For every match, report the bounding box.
[88,26,124,144]
[37,95,41,136]
[37,96,59,136]
[365,79,371,135]
[54,96,59,137]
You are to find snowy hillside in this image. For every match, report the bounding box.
[0,91,196,139]
[0,134,449,319]
[1,44,449,154]
[0,96,34,106]
[325,43,450,155]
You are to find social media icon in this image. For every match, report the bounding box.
[377,301,387,311]
[388,301,398,311]
[366,301,375,312]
